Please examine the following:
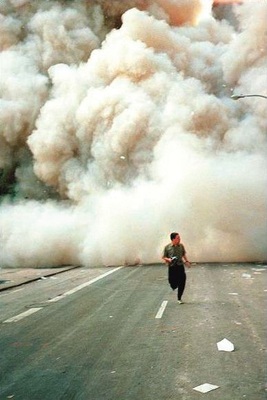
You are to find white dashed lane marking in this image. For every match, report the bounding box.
[155,300,168,319]
[2,266,123,323]
[3,308,43,323]
[47,266,123,303]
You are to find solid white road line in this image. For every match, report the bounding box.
[155,300,168,319]
[47,266,124,303]
[3,308,43,323]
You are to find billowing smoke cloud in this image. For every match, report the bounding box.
[0,0,266,267]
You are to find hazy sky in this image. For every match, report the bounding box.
[0,0,266,267]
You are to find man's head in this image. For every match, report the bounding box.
[170,232,180,245]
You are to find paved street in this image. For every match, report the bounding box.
[0,263,266,400]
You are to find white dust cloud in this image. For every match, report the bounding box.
[0,0,266,267]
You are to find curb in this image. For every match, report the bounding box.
[0,265,80,292]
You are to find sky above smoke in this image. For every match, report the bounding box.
[0,0,266,267]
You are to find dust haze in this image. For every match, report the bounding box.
[0,0,266,267]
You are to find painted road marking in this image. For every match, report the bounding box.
[2,267,123,323]
[47,266,123,303]
[155,300,168,319]
[3,308,43,323]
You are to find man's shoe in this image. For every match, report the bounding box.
[177,300,184,304]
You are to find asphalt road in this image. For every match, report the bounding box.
[0,263,266,400]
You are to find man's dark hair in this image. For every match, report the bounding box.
[170,232,179,241]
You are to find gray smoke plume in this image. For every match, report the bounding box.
[0,0,266,267]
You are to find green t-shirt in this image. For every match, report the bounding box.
[163,243,185,263]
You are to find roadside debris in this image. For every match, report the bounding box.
[242,273,252,279]
[193,383,219,393]
[217,338,234,352]
[0,280,11,285]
